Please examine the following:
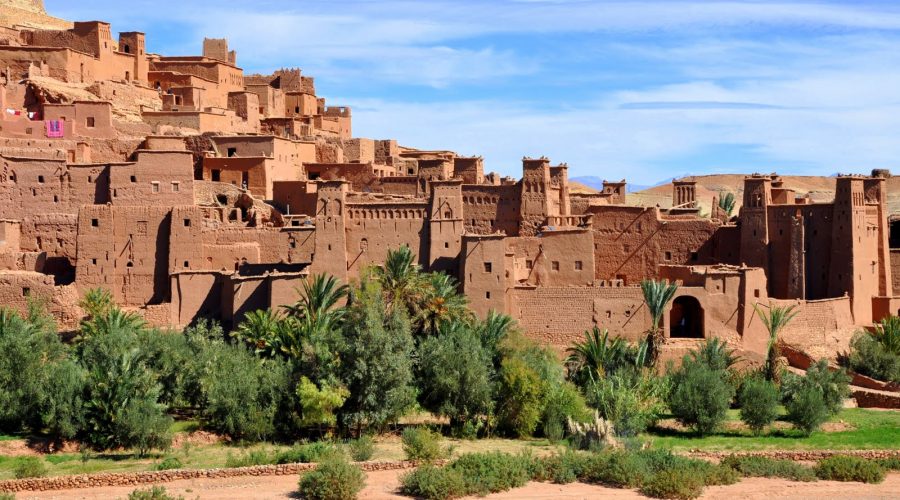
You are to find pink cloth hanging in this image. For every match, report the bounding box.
[46,119,64,138]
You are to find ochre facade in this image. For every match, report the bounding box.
[0,4,897,362]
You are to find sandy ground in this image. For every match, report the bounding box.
[15,470,900,500]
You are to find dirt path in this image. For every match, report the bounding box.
[15,470,900,499]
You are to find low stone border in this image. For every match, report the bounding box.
[0,459,446,493]
[683,449,900,461]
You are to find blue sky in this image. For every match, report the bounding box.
[45,0,900,184]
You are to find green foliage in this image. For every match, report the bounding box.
[416,321,494,430]
[79,288,115,321]
[375,246,424,315]
[815,455,886,483]
[340,278,416,432]
[580,449,648,488]
[585,371,667,437]
[666,358,735,435]
[79,320,172,455]
[530,451,589,484]
[848,330,900,383]
[416,273,473,336]
[298,454,365,500]
[401,427,446,461]
[296,377,349,428]
[782,360,850,435]
[446,452,533,496]
[754,303,798,382]
[542,381,590,439]
[720,455,816,481]
[718,191,736,216]
[197,342,290,441]
[224,448,274,468]
[0,307,64,433]
[639,466,705,500]
[12,456,47,478]
[400,464,466,500]
[688,338,739,372]
[347,435,374,462]
[566,327,644,385]
[738,376,779,435]
[871,315,900,355]
[641,280,679,364]
[127,486,183,500]
[233,309,291,358]
[495,355,543,437]
[276,441,340,464]
[154,457,183,471]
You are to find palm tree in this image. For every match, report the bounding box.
[641,279,679,365]
[689,337,739,371]
[78,308,145,343]
[565,327,634,385]
[718,191,736,216]
[754,303,799,383]
[374,246,423,314]
[872,315,900,355]
[79,288,115,320]
[283,274,349,327]
[417,273,472,335]
[233,309,288,358]
[477,310,517,361]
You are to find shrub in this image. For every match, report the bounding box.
[298,455,365,500]
[580,450,647,488]
[224,448,274,468]
[399,464,466,500]
[495,355,544,437]
[530,451,589,484]
[154,457,183,471]
[635,449,738,486]
[127,486,183,500]
[0,494,14,500]
[876,456,900,470]
[585,371,666,437]
[721,455,816,481]
[347,435,374,462]
[447,452,532,496]
[13,456,47,479]
[815,455,886,483]
[277,442,339,464]
[402,427,445,461]
[639,466,705,500]
[738,377,779,434]
[541,380,590,440]
[666,360,735,435]
[848,331,900,383]
[784,383,829,436]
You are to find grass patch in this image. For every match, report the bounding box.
[720,454,817,481]
[815,455,886,483]
[646,408,900,452]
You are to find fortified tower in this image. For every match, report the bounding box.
[739,174,772,270]
[429,179,464,274]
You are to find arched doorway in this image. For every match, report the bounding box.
[670,296,704,338]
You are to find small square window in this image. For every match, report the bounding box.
[91,258,97,265]
[575,260,583,271]
[91,218,99,227]
[151,182,160,193]
[183,218,191,227]
[227,148,237,157]
[86,117,95,128]
[172,182,180,192]
[22,287,30,297]
[754,289,760,298]
[37,175,45,183]
[211,170,221,182]
[130,175,137,183]
[486,291,491,299]
[665,251,672,261]
[444,242,449,249]
[526,260,533,270]
[483,262,492,273]
[183,261,189,268]
[691,252,698,261]
[551,261,560,271]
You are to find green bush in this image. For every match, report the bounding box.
[0,493,14,500]
[848,331,900,383]
[127,486,183,500]
[447,452,532,496]
[784,382,829,436]
[298,455,365,500]
[585,371,666,437]
[154,457,183,471]
[224,448,274,468]
[876,456,900,470]
[276,442,339,464]
[815,455,886,483]
[738,377,780,434]
[531,451,589,484]
[402,427,445,461]
[639,466,705,500]
[347,436,374,462]
[720,455,816,481]
[399,464,466,500]
[580,450,647,488]
[634,449,738,486]
[666,360,735,435]
[13,456,47,479]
